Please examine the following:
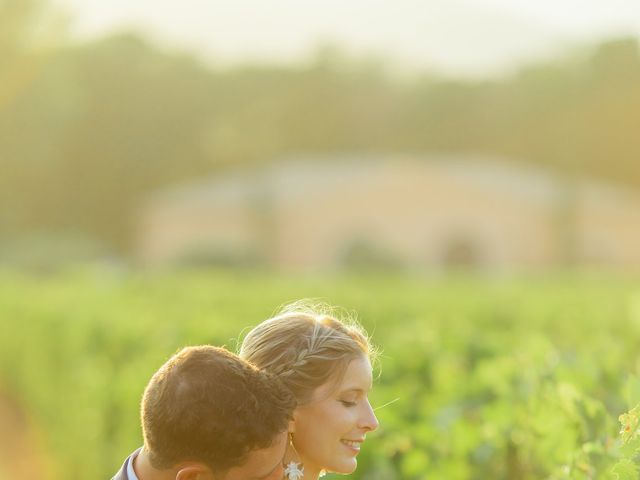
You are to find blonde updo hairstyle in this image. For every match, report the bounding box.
[239,301,374,405]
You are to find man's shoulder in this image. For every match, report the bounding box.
[111,448,142,480]
[111,458,128,480]
[111,467,127,480]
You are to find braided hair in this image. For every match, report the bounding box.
[239,300,374,405]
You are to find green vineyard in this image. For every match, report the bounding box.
[2,270,640,479]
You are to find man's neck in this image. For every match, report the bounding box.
[133,449,175,480]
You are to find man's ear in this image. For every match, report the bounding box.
[175,464,213,480]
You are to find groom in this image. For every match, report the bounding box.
[112,345,295,480]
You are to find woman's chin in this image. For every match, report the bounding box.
[331,458,358,474]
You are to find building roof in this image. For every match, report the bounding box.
[139,154,640,211]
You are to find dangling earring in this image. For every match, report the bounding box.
[283,433,304,480]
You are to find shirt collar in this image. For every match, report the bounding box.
[126,449,141,480]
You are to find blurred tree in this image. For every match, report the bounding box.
[52,33,220,251]
[0,0,67,108]
[0,0,68,237]
[1,25,639,261]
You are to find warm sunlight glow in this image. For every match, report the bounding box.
[54,0,640,78]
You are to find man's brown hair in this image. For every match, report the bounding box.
[141,345,295,473]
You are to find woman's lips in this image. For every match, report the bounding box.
[341,439,363,453]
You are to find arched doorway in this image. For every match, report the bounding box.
[441,236,483,271]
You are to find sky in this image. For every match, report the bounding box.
[53,0,640,78]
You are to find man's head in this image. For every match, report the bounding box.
[141,345,296,479]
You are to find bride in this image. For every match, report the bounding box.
[239,301,379,480]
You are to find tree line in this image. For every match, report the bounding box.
[1,0,639,259]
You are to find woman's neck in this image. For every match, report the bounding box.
[302,465,321,480]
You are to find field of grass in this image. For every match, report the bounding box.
[2,269,640,479]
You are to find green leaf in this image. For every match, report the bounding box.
[611,458,638,480]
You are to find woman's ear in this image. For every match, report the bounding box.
[288,417,296,434]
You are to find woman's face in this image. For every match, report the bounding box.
[290,355,379,476]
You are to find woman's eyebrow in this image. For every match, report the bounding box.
[339,387,369,395]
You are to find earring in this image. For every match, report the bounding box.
[283,433,304,480]
[284,461,304,480]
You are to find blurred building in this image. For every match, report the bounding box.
[135,155,640,272]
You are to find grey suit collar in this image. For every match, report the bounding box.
[112,447,142,480]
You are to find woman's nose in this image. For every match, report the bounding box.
[360,401,380,432]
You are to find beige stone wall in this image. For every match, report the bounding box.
[271,162,557,272]
[136,159,640,272]
[576,188,640,269]
[137,202,257,264]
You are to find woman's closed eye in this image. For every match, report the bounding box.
[340,399,357,407]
